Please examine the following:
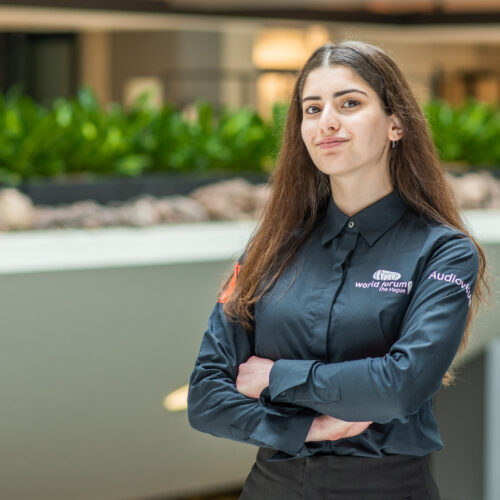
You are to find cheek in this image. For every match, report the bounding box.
[301,122,314,148]
[352,114,388,146]
[300,122,307,142]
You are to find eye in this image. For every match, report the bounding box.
[304,104,321,114]
[342,99,360,109]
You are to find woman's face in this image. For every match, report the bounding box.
[300,65,401,181]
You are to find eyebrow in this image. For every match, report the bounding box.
[302,88,368,103]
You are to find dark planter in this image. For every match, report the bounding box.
[10,172,270,206]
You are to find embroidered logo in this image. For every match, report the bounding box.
[373,269,401,281]
[427,270,472,306]
[355,269,412,295]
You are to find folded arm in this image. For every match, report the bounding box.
[187,298,316,456]
[266,235,479,423]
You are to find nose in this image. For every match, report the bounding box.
[319,103,340,131]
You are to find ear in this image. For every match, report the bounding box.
[388,114,404,141]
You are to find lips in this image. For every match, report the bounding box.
[316,137,349,150]
[317,137,348,146]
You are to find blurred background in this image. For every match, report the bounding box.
[1,1,500,499]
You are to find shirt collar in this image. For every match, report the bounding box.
[320,189,409,247]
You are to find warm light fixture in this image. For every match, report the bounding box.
[304,24,331,53]
[256,72,296,119]
[163,384,188,412]
[253,25,330,118]
[253,25,330,70]
[253,28,307,70]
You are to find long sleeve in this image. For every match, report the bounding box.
[266,235,480,424]
[187,277,316,456]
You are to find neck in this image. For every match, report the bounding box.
[329,167,393,216]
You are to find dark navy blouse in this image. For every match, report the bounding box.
[187,189,479,461]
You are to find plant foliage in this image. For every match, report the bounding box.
[423,98,500,167]
[1,87,498,184]
[0,87,289,184]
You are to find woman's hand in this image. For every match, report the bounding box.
[236,356,275,398]
[305,415,372,442]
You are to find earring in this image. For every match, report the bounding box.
[391,140,397,149]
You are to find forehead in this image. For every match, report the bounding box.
[301,65,371,97]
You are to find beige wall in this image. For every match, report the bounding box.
[1,237,498,500]
[109,31,178,105]
[79,32,111,106]
[220,30,257,110]
[109,30,222,109]
[385,42,500,103]
[79,25,500,115]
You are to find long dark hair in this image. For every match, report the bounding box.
[220,40,489,385]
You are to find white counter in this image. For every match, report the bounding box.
[0,209,498,274]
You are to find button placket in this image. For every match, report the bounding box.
[325,229,359,356]
[312,228,359,360]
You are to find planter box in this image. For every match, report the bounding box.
[9,172,270,206]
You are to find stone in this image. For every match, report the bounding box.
[33,200,104,229]
[18,171,500,232]
[156,196,209,223]
[189,178,261,220]
[0,188,36,230]
[486,177,500,209]
[123,196,162,227]
[447,171,494,209]
[252,183,271,218]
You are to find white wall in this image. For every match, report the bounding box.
[0,215,498,499]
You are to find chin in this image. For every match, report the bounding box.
[316,163,352,178]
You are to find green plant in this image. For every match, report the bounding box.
[424,98,500,167]
[2,87,500,185]
[0,87,287,184]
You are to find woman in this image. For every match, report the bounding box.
[187,40,489,499]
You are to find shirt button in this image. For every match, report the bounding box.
[347,220,355,229]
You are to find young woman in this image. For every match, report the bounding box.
[187,40,489,499]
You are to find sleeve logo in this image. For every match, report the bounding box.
[427,270,472,306]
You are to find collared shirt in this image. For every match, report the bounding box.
[187,189,479,461]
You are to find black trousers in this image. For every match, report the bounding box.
[239,447,441,500]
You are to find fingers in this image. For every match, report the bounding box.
[306,416,372,442]
[342,420,372,438]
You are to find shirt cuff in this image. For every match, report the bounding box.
[268,359,317,401]
[259,386,303,417]
[249,408,316,457]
